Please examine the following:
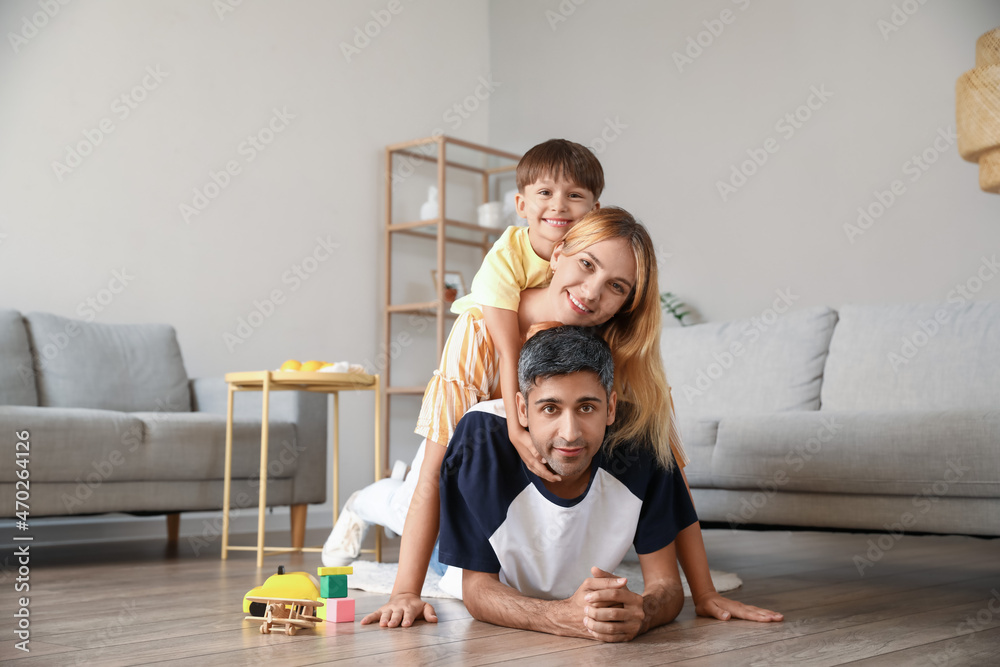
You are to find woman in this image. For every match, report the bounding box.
[327,207,782,627]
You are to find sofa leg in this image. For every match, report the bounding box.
[290,504,307,549]
[166,513,180,544]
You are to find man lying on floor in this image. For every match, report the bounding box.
[438,325,698,642]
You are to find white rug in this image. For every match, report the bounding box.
[348,559,741,599]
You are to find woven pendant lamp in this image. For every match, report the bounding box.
[957,27,1000,194]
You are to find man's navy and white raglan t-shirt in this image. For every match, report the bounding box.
[438,400,698,601]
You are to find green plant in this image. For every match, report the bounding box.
[660,292,691,326]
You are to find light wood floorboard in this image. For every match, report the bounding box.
[1,527,997,665]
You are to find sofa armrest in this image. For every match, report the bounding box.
[190,377,328,505]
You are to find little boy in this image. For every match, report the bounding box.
[324,139,603,565]
[443,138,604,479]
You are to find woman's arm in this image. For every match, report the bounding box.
[359,440,447,628]
[675,469,784,622]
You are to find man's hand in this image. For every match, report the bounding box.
[694,591,784,622]
[569,566,645,642]
[359,593,438,628]
[510,425,561,483]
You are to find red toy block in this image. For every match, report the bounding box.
[325,597,354,623]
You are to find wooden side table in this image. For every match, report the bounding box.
[220,370,381,567]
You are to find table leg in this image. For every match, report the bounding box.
[222,383,235,560]
[256,373,272,568]
[374,375,382,563]
[332,392,340,526]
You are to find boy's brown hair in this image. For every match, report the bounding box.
[515,139,604,199]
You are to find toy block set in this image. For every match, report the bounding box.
[316,566,355,623]
[242,564,355,635]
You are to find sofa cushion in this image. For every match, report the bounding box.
[0,479,297,517]
[0,309,37,406]
[821,302,1000,411]
[0,406,145,483]
[135,412,299,481]
[676,416,718,487]
[662,306,838,420]
[25,312,191,413]
[0,406,297,491]
[710,411,998,497]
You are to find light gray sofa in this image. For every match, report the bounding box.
[663,302,999,537]
[0,309,327,542]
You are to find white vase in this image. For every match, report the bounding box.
[420,186,439,220]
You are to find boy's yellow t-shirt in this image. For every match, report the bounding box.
[451,226,552,315]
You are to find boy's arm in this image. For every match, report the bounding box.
[482,305,559,482]
[359,440,448,628]
[462,567,651,642]
[674,469,784,623]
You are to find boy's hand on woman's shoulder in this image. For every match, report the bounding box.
[510,426,560,482]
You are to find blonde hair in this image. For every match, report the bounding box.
[558,207,681,470]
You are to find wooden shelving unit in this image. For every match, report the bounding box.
[382,136,520,472]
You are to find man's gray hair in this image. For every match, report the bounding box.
[517,326,614,397]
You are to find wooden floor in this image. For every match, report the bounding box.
[1,526,998,665]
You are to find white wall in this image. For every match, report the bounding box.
[0,0,493,541]
[488,0,1000,323]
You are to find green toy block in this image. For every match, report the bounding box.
[321,574,348,598]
